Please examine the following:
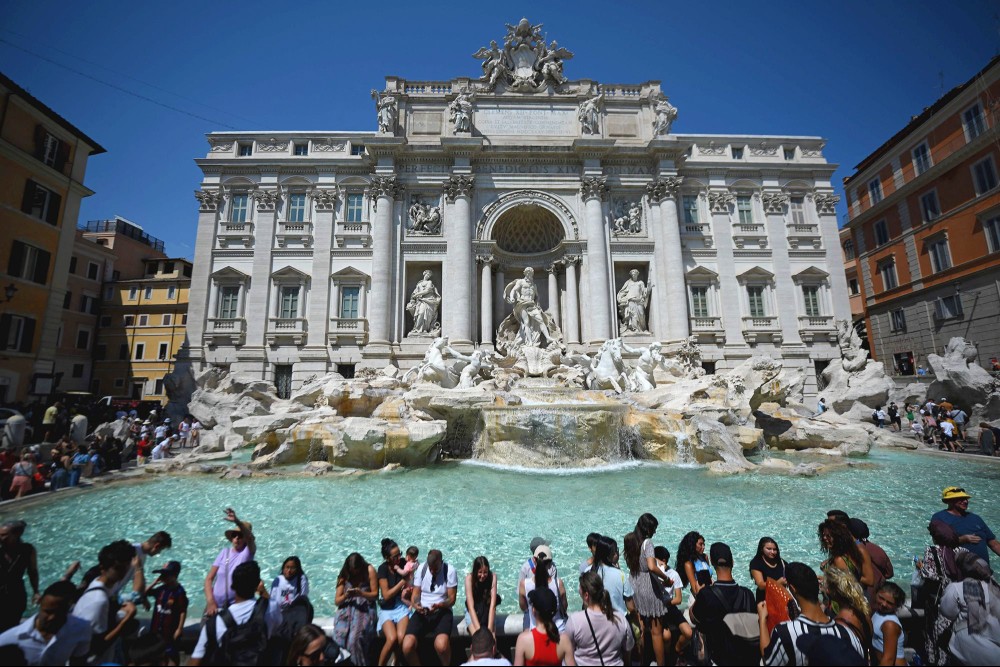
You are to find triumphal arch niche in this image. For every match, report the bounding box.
[189,16,846,395]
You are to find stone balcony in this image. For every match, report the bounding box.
[681,223,714,247]
[689,316,725,344]
[732,223,768,249]
[276,220,314,247]
[741,316,783,345]
[786,223,823,249]
[204,317,246,346]
[217,222,254,248]
[336,222,372,248]
[328,318,368,346]
[266,317,308,346]
[797,315,837,342]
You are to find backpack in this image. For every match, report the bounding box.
[205,597,270,666]
[708,585,760,666]
[417,562,449,592]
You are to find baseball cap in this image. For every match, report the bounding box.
[527,587,557,616]
[533,544,553,561]
[529,536,549,553]
[153,561,181,577]
[942,486,971,502]
[709,542,733,568]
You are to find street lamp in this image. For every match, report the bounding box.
[2,283,16,303]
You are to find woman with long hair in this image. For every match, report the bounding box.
[519,545,568,632]
[334,552,378,665]
[749,537,786,602]
[269,556,314,663]
[465,555,499,635]
[513,587,574,666]
[818,519,874,588]
[565,571,635,665]
[920,520,972,665]
[375,539,409,666]
[825,564,873,662]
[285,624,331,666]
[623,513,671,667]
[676,530,713,596]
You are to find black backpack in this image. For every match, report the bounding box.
[205,597,269,666]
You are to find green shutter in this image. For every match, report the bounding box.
[20,181,36,215]
[46,191,61,225]
[19,318,35,353]
[33,248,51,284]
[7,241,25,279]
[0,314,9,351]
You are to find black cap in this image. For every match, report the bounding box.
[847,518,870,541]
[709,542,733,568]
[153,560,181,577]
[527,587,557,616]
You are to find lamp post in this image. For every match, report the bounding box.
[3,283,17,303]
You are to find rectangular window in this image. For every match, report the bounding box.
[874,219,890,246]
[181,313,188,325]
[293,143,308,156]
[682,196,699,225]
[920,191,941,222]
[890,309,907,332]
[972,157,998,195]
[784,148,795,161]
[63,291,72,309]
[936,294,964,320]
[167,286,176,300]
[339,286,360,318]
[747,286,766,318]
[138,315,148,326]
[41,132,62,168]
[135,342,145,360]
[848,278,860,295]
[7,240,51,284]
[843,240,856,260]
[350,144,365,156]
[0,314,34,353]
[288,193,307,222]
[346,194,364,222]
[128,286,138,300]
[736,195,753,225]
[71,363,84,379]
[238,142,253,156]
[985,215,1000,253]
[100,315,111,327]
[144,286,153,300]
[87,262,100,280]
[731,146,744,159]
[789,197,806,225]
[912,142,932,176]
[928,238,952,273]
[218,286,240,319]
[229,194,249,223]
[802,285,821,317]
[162,314,172,326]
[158,342,169,360]
[154,379,164,395]
[103,286,113,300]
[163,261,174,274]
[124,315,135,327]
[80,295,98,315]
[118,343,129,360]
[690,286,709,318]
[963,103,987,141]
[868,179,883,205]
[879,260,898,290]
[69,256,77,274]
[20,181,61,225]
[75,329,90,350]
[279,286,300,319]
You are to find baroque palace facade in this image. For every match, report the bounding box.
[185,20,849,397]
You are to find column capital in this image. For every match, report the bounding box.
[310,187,340,210]
[194,189,222,212]
[580,176,609,202]
[761,191,790,214]
[708,189,736,213]
[646,176,683,203]
[251,187,281,212]
[370,175,401,199]
[443,174,475,202]
[563,254,582,267]
[476,253,495,267]
[813,192,840,215]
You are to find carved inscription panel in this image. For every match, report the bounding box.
[475,108,577,137]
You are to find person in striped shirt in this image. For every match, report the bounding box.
[759,562,865,666]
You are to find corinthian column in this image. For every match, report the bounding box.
[564,255,581,345]
[580,176,612,343]
[442,174,475,346]
[547,263,560,329]
[655,176,690,342]
[478,255,493,347]
[368,175,399,347]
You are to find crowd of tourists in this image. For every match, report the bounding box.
[869,397,1000,457]
[0,486,998,665]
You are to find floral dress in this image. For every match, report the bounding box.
[334,582,376,664]
[920,545,969,665]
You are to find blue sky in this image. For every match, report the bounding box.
[3,1,998,259]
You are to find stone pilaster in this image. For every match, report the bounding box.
[367,175,400,348]
[244,187,280,347]
[564,255,581,345]
[185,189,223,365]
[547,263,561,329]
[653,176,689,342]
[442,175,475,346]
[478,254,494,347]
[580,176,612,343]
[305,187,338,357]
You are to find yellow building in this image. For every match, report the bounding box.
[92,258,191,402]
[0,72,105,402]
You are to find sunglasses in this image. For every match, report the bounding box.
[302,640,328,663]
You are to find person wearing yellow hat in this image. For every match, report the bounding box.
[931,487,999,565]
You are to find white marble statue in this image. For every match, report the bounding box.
[621,340,668,391]
[472,40,511,90]
[408,198,442,234]
[406,271,442,336]
[501,267,559,350]
[836,319,869,373]
[612,200,642,234]
[536,40,573,87]
[371,90,397,134]
[652,95,678,135]
[568,339,634,392]
[402,336,468,388]
[617,269,650,333]
[449,90,474,133]
[474,19,574,93]
[578,94,603,135]
[457,349,496,389]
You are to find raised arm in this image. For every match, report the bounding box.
[203,565,219,616]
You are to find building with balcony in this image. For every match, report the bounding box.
[92,258,191,401]
[185,20,850,397]
[0,72,105,402]
[842,54,1000,376]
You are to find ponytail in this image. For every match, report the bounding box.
[580,571,617,624]
[532,600,560,644]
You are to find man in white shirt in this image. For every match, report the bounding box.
[189,561,280,666]
[461,628,512,666]
[151,434,178,460]
[0,580,91,666]
[403,549,458,666]
[153,423,167,441]
[111,531,173,603]
[72,540,139,665]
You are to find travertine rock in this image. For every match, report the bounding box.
[927,337,998,415]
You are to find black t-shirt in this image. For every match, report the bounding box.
[749,556,787,603]
[377,562,404,609]
[692,581,757,664]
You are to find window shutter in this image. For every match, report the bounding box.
[0,315,10,351]
[8,241,26,279]
[19,318,35,353]
[934,299,943,319]
[33,125,46,159]
[55,141,70,172]
[21,180,36,214]
[33,248,51,285]
[45,191,62,225]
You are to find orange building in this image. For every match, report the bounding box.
[0,72,105,402]
[842,55,1000,376]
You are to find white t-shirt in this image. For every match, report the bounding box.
[110,542,146,599]
[178,421,191,435]
[940,421,955,436]
[659,564,683,602]
[413,562,458,608]
[73,580,113,634]
[154,425,167,440]
[191,598,281,659]
[270,574,310,610]
[0,614,92,666]
[461,658,513,666]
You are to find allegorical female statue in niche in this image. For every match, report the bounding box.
[617,269,651,333]
[406,270,441,336]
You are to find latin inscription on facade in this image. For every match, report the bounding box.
[476,108,576,136]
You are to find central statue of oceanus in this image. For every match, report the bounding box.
[495,267,564,355]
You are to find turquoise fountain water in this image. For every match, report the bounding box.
[2,450,997,619]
